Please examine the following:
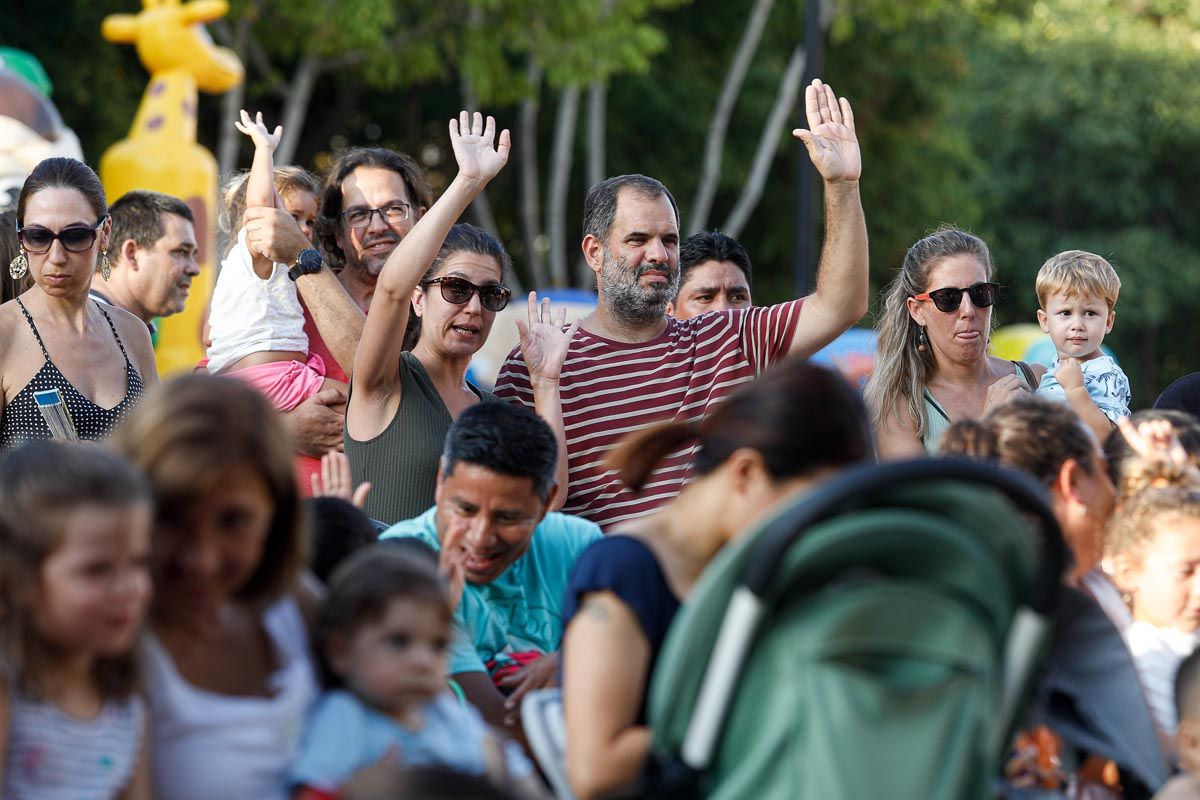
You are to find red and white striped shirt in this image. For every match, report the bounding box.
[494,300,803,531]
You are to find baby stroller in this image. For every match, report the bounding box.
[643,458,1066,800]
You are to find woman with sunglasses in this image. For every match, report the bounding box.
[0,157,157,452]
[346,112,574,525]
[865,225,1044,458]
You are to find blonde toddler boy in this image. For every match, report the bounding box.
[1035,250,1131,442]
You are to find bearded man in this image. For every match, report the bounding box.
[495,79,869,530]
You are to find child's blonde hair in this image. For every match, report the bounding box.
[1035,250,1121,310]
[219,165,321,253]
[1107,486,1200,564]
[0,441,152,699]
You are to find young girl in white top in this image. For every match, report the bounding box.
[207,110,345,410]
[290,543,547,799]
[1110,486,1200,741]
[0,440,154,800]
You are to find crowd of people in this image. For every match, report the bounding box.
[3,76,1200,799]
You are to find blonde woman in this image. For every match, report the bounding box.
[865,226,1044,458]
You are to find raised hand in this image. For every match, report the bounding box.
[234,109,283,152]
[792,79,861,184]
[516,292,579,386]
[310,450,372,508]
[449,110,511,184]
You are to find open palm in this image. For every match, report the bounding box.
[792,79,861,184]
[450,110,510,183]
[517,292,578,384]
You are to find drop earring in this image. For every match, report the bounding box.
[100,250,112,282]
[8,248,28,280]
[917,326,928,353]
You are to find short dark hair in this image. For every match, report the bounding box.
[679,230,752,292]
[1176,644,1200,725]
[317,147,433,267]
[582,174,679,244]
[316,544,451,688]
[441,402,558,501]
[306,497,380,584]
[17,157,107,228]
[109,190,194,254]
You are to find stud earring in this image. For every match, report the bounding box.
[100,250,112,282]
[917,326,928,353]
[8,248,28,280]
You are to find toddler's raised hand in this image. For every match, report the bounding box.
[234,109,283,152]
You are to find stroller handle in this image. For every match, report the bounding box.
[739,458,1068,616]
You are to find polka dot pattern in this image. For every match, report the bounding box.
[0,299,145,452]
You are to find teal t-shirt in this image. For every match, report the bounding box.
[380,507,602,676]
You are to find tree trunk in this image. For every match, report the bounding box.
[276,53,322,165]
[575,81,607,287]
[519,60,548,289]
[215,15,254,183]
[723,44,806,238]
[546,85,580,289]
[689,0,776,235]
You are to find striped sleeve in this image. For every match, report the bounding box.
[494,343,534,408]
[736,298,805,373]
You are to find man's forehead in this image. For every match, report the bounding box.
[157,213,197,246]
[442,462,538,504]
[613,188,678,232]
[341,166,413,205]
[683,260,749,291]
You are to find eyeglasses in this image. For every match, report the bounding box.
[912,282,999,313]
[422,276,512,312]
[17,216,108,255]
[340,204,414,231]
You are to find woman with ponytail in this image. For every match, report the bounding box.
[865,226,1043,459]
[559,360,873,800]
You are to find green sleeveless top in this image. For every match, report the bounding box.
[922,360,1036,455]
[345,351,496,525]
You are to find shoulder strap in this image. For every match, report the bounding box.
[1013,360,1037,390]
[94,301,133,367]
[14,298,50,360]
[923,389,951,423]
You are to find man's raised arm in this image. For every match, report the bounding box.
[787,78,868,359]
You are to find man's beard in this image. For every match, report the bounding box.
[345,232,400,279]
[599,247,680,327]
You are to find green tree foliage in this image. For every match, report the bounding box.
[960,0,1200,399]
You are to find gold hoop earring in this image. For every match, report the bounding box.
[100,250,112,282]
[8,248,28,280]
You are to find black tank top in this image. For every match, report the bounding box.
[0,299,146,452]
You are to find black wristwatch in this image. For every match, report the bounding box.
[287,248,323,281]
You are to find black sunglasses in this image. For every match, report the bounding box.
[422,276,511,312]
[17,216,108,255]
[913,282,999,313]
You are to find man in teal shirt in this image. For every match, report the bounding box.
[381,402,601,737]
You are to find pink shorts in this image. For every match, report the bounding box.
[227,353,327,412]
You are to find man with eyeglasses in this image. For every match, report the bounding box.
[239,147,433,489]
[90,190,198,335]
[495,78,869,531]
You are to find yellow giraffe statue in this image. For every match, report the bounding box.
[100,0,243,375]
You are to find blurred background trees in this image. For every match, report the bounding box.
[5,0,1200,401]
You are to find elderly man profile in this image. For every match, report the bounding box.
[666,230,753,320]
[494,78,869,531]
[380,401,601,737]
[89,190,199,334]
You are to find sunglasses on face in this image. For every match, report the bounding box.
[17,215,108,255]
[912,282,999,313]
[422,276,512,313]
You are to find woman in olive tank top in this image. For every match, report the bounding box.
[345,111,574,525]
